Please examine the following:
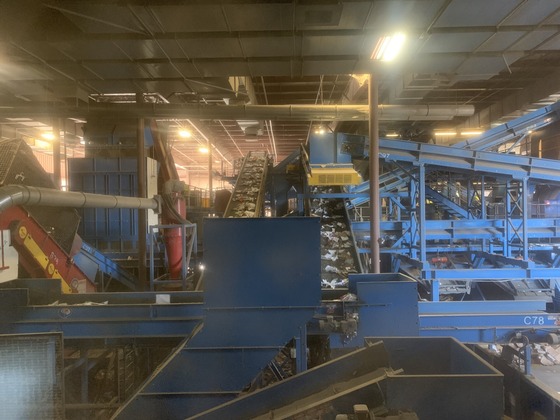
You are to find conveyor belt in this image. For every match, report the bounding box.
[453,101,560,151]
[224,151,268,218]
[310,187,362,288]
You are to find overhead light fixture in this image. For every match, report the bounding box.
[386,132,399,138]
[460,130,483,136]
[371,32,406,61]
[434,131,457,136]
[41,133,55,140]
[313,125,328,135]
[198,147,209,154]
[178,129,192,138]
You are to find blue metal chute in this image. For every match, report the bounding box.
[74,241,138,290]
[113,218,321,419]
[189,336,503,420]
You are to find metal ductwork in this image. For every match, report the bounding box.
[0,185,161,214]
[0,103,474,121]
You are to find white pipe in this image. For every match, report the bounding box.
[1,103,475,121]
[0,185,161,214]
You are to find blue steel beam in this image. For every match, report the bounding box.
[379,139,560,183]
[419,300,547,314]
[0,303,204,339]
[423,267,560,280]
[420,313,560,343]
[353,219,560,243]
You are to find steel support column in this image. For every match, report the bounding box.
[522,177,529,260]
[369,74,380,273]
[137,117,147,291]
[52,118,61,190]
[208,136,213,209]
[296,325,308,373]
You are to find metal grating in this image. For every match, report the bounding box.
[0,139,81,254]
[0,333,64,420]
[0,139,20,185]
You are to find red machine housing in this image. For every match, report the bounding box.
[0,206,95,293]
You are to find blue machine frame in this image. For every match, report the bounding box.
[113,217,321,419]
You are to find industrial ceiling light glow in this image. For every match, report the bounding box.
[313,125,328,135]
[41,132,55,140]
[198,147,209,154]
[371,32,406,61]
[386,132,399,138]
[460,130,483,136]
[434,131,457,136]
[178,129,192,138]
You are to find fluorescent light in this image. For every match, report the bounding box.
[198,147,209,154]
[434,131,457,136]
[371,33,406,62]
[386,133,399,138]
[178,130,192,138]
[41,133,55,140]
[460,130,483,136]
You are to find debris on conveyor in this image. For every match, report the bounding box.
[310,186,359,288]
[492,341,560,369]
[224,151,268,218]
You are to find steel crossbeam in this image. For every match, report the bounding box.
[420,312,560,342]
[0,302,204,339]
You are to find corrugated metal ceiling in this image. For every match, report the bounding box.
[1,0,560,179]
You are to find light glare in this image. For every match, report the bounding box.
[179,130,192,138]
[371,33,406,62]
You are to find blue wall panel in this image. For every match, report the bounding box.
[68,157,139,254]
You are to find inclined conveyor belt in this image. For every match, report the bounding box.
[223,151,268,218]
[309,186,363,289]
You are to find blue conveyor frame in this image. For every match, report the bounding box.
[341,103,560,300]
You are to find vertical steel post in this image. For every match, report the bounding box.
[481,176,487,252]
[368,74,380,273]
[137,117,147,291]
[524,344,532,375]
[52,118,62,189]
[522,177,529,260]
[419,164,427,263]
[80,347,88,407]
[505,180,511,258]
[208,138,213,209]
[295,325,308,373]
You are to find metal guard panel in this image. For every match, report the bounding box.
[307,166,363,186]
[203,217,321,308]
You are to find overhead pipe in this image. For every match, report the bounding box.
[0,185,161,214]
[0,103,474,121]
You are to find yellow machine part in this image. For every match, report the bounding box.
[18,226,73,294]
[307,167,363,186]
